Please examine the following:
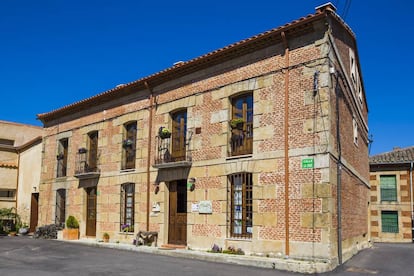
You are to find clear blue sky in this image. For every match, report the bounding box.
[0,0,412,155]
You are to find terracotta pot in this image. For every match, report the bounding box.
[63,228,79,240]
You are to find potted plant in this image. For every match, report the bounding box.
[56,152,64,160]
[122,139,134,148]
[230,118,244,130]
[158,127,171,139]
[62,215,79,240]
[103,232,110,243]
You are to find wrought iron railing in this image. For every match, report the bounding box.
[154,131,192,166]
[74,150,100,176]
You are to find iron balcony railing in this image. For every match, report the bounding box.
[74,150,100,178]
[154,131,192,168]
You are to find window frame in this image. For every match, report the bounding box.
[120,183,135,233]
[57,138,69,178]
[381,210,399,233]
[122,121,137,170]
[228,172,253,239]
[87,131,99,171]
[229,92,253,157]
[380,175,397,202]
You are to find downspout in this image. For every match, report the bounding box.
[15,149,21,212]
[281,31,290,256]
[144,81,154,232]
[334,72,343,265]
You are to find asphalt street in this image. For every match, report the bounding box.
[1,236,414,275]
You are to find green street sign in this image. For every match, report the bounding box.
[302,158,314,169]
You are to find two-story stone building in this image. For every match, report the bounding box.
[37,3,369,268]
[369,146,414,242]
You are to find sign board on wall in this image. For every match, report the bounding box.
[198,201,212,214]
[301,158,314,169]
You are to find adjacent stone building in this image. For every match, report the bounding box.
[0,120,43,232]
[369,146,414,242]
[36,3,369,269]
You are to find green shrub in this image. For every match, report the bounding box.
[66,216,79,229]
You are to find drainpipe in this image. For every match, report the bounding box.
[144,81,154,232]
[281,31,290,256]
[334,72,343,265]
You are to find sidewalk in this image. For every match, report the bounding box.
[63,238,335,274]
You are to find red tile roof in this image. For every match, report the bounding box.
[370,146,414,165]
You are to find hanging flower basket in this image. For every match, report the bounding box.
[230,118,244,130]
[158,127,171,139]
[123,139,134,148]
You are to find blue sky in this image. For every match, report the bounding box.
[0,0,412,155]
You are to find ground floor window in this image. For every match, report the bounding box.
[381,210,399,233]
[120,183,135,233]
[55,189,66,227]
[229,172,253,238]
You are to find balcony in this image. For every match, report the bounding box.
[153,133,192,169]
[74,149,100,179]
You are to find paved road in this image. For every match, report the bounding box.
[1,236,414,275]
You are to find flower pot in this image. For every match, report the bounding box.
[63,228,79,240]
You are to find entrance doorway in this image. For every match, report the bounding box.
[29,193,39,232]
[168,180,187,245]
[86,187,97,236]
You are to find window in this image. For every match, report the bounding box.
[349,49,363,108]
[353,118,358,145]
[55,189,66,227]
[229,173,253,238]
[122,122,137,170]
[120,183,135,233]
[380,175,397,201]
[171,110,187,162]
[381,211,399,233]
[0,189,16,198]
[230,93,253,156]
[57,138,69,177]
[0,139,14,146]
[88,131,98,171]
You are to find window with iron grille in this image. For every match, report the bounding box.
[122,122,137,170]
[229,172,253,238]
[0,189,16,198]
[381,211,399,233]
[380,175,397,201]
[120,183,135,233]
[229,93,253,156]
[56,138,68,177]
[55,189,66,227]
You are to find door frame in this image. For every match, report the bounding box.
[85,187,97,237]
[168,180,187,245]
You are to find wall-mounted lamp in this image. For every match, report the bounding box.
[187,177,196,191]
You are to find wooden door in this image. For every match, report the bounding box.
[168,180,187,245]
[86,187,97,236]
[29,193,39,232]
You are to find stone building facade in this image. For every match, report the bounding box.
[369,146,414,242]
[37,3,369,267]
[0,120,43,231]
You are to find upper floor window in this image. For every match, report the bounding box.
[122,122,137,170]
[349,49,363,108]
[120,183,135,233]
[171,110,187,162]
[57,138,68,177]
[229,172,253,239]
[88,131,99,171]
[229,93,253,156]
[380,175,397,202]
[353,118,358,146]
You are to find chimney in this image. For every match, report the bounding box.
[315,2,337,13]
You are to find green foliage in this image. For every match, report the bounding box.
[66,216,79,229]
[0,207,21,233]
[230,118,244,128]
[103,232,110,239]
